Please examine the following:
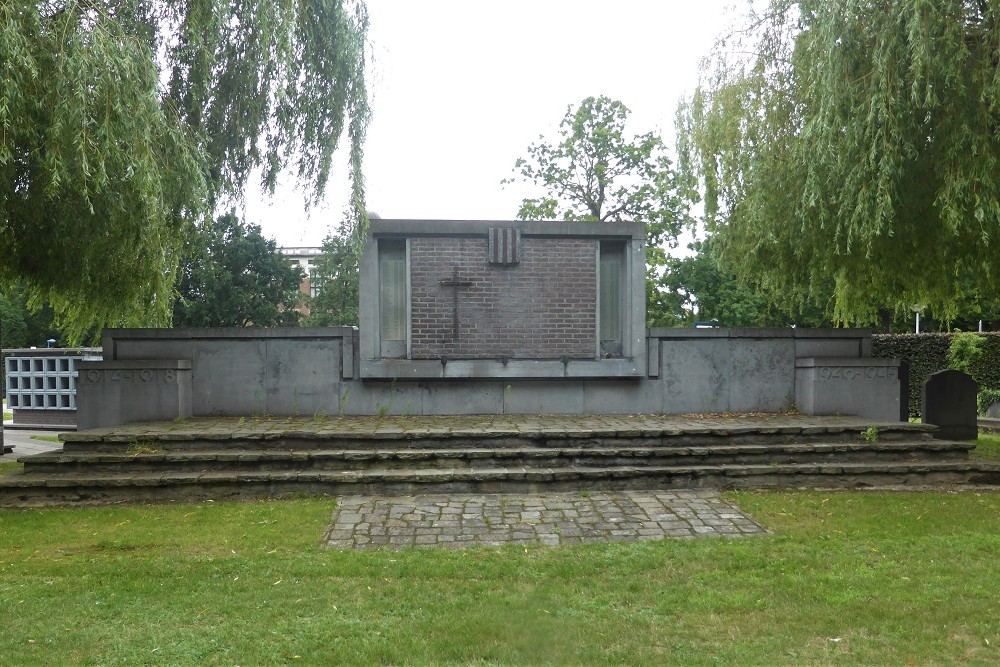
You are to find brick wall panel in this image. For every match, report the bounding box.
[409,236,597,359]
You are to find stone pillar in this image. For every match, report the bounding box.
[795,357,902,421]
[76,360,192,430]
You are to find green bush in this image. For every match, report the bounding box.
[948,332,983,374]
[977,388,1000,417]
[872,332,1000,418]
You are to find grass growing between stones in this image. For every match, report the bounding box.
[971,432,1000,460]
[2,492,1000,665]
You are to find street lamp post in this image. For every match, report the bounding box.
[912,304,926,334]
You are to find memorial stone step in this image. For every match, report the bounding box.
[0,415,995,506]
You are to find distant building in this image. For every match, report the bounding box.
[280,247,322,314]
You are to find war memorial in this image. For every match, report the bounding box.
[78,219,902,426]
[3,220,995,505]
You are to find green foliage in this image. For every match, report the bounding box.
[861,426,879,444]
[302,224,361,327]
[872,334,950,418]
[660,236,835,327]
[506,96,692,325]
[948,332,984,375]
[873,332,1000,417]
[173,212,304,328]
[0,2,370,340]
[0,287,69,349]
[977,389,1000,417]
[679,1,1000,325]
[0,292,27,349]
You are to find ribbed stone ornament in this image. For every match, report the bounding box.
[487,227,520,264]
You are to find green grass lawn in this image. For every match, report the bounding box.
[2,491,1000,665]
[972,432,1000,460]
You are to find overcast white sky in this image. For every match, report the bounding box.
[249,1,738,248]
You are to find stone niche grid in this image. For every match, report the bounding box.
[359,219,647,380]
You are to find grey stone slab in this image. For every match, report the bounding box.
[796,358,902,421]
[728,339,795,413]
[190,340,267,415]
[660,339,730,413]
[337,383,425,417]
[264,338,341,416]
[419,382,504,415]
[76,360,192,430]
[582,380,662,414]
[503,381,586,415]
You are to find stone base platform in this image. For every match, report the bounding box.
[2,414,998,506]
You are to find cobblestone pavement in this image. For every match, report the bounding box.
[324,490,768,549]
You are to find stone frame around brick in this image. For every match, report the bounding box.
[359,219,647,380]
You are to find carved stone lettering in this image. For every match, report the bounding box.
[819,366,897,381]
[89,368,179,384]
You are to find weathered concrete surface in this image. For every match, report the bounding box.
[76,359,192,430]
[795,357,902,421]
[78,327,898,428]
[4,414,996,508]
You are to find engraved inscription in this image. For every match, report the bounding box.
[819,366,897,381]
[82,369,179,384]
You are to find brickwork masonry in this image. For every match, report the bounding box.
[409,236,597,360]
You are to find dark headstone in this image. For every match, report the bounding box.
[898,359,910,421]
[921,369,978,440]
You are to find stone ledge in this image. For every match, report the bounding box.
[360,358,644,380]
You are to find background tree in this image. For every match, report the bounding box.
[678,0,1000,326]
[661,236,835,328]
[0,1,370,340]
[302,224,361,327]
[173,213,304,328]
[506,95,692,325]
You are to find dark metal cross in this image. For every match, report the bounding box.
[439,267,473,340]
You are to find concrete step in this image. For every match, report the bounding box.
[21,440,974,474]
[57,422,939,453]
[2,460,999,507]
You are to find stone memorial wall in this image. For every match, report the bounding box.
[74,219,905,430]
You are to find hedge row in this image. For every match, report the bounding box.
[871,332,1000,417]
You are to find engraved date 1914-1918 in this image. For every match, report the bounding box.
[84,369,177,384]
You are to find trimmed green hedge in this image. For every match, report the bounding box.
[872,332,1000,417]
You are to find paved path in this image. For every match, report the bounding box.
[324,490,768,549]
[2,428,66,457]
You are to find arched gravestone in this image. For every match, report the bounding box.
[921,369,978,440]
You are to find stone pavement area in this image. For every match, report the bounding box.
[324,490,768,549]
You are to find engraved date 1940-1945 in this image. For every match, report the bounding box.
[819,366,896,382]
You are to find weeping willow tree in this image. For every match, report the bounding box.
[0,1,369,340]
[678,0,1000,325]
